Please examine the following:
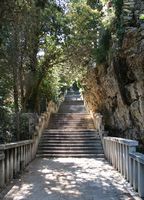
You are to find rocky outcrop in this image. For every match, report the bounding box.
[83,0,144,149]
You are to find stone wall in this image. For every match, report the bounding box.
[83,0,144,148]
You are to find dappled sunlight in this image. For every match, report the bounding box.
[3,158,134,200]
[3,183,34,200]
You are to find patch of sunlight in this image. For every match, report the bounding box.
[44,188,52,194]
[103,182,111,187]
[45,181,50,184]
[38,168,52,173]
[6,183,33,200]
[21,183,33,190]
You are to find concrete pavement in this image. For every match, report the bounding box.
[2,158,138,200]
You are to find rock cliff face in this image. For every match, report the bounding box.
[83,0,144,148]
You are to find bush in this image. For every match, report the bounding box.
[92,28,111,64]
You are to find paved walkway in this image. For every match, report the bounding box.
[2,158,137,200]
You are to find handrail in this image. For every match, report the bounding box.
[32,100,60,157]
[0,139,34,187]
[103,137,144,198]
[80,96,144,198]
[129,152,144,197]
[0,99,61,188]
[0,140,33,150]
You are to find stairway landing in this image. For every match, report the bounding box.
[2,158,136,200]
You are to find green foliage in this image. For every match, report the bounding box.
[111,0,124,45]
[64,1,101,67]
[92,29,111,64]
[40,67,63,103]
[112,0,123,17]
[0,0,67,141]
[139,14,144,20]
[0,0,127,142]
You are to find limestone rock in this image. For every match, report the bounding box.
[83,0,144,144]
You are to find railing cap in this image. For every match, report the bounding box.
[103,137,138,146]
[0,140,33,150]
[129,152,144,164]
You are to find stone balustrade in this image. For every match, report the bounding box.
[90,111,108,141]
[85,108,144,198]
[0,140,33,187]
[83,99,104,132]
[129,152,144,197]
[0,100,60,188]
[32,101,59,156]
[103,137,144,197]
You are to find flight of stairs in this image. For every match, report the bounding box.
[37,91,104,158]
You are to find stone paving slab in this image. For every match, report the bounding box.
[1,158,141,200]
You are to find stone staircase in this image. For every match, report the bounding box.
[37,91,104,158]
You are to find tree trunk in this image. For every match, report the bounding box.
[11,24,20,141]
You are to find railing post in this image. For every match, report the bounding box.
[5,150,10,183]
[128,146,136,181]
[9,149,14,179]
[138,161,144,197]
[114,141,117,169]
[125,145,128,180]
[123,144,126,178]
[133,159,138,191]
[137,154,144,197]
[14,147,17,176]
[20,146,23,170]
[0,153,5,187]
[129,153,144,197]
[103,137,142,198]
[117,142,120,171]
[120,143,123,175]
[17,146,21,172]
[129,156,133,186]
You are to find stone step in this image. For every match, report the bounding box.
[62,100,84,105]
[40,145,101,149]
[41,136,100,140]
[50,117,92,121]
[38,144,103,151]
[38,146,103,152]
[52,113,91,116]
[39,140,102,144]
[48,123,94,125]
[49,119,93,124]
[59,105,85,107]
[48,126,95,129]
[58,106,87,113]
[48,122,94,125]
[36,153,105,158]
[39,140,102,147]
[42,134,99,137]
[49,120,94,123]
[42,133,98,136]
[43,129,97,133]
[37,92,104,158]
[51,115,91,118]
[48,124,94,126]
[40,142,102,147]
[40,137,101,141]
[40,136,101,142]
[49,121,94,126]
[64,97,82,101]
[40,144,101,148]
[37,150,104,155]
[38,142,102,147]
